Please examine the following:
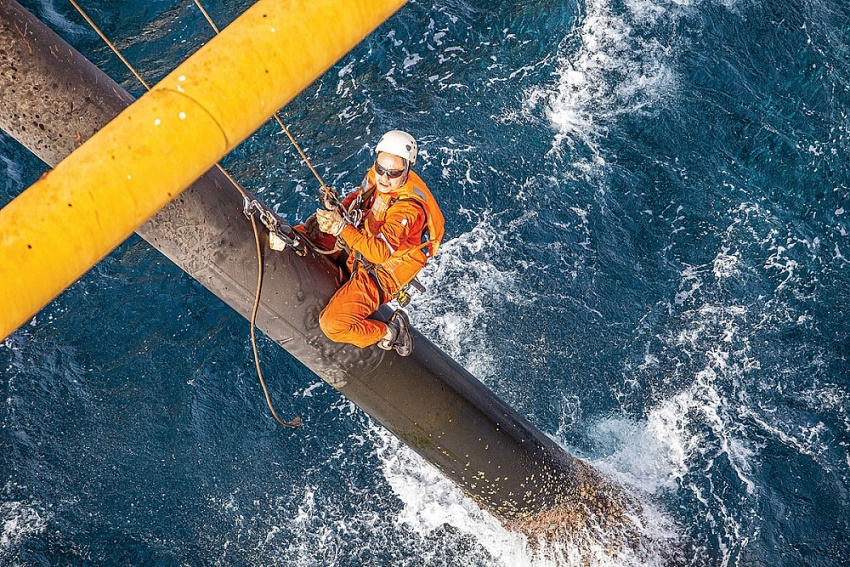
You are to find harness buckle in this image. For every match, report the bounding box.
[396,287,412,308]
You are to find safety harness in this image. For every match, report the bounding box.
[346,173,444,306]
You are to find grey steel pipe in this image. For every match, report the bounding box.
[0,0,628,531]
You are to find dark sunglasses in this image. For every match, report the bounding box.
[374,162,406,179]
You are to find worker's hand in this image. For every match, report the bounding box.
[316,208,346,236]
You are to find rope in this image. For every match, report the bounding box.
[188,0,332,197]
[192,0,220,33]
[69,0,151,90]
[272,115,331,193]
[70,0,301,428]
[249,215,302,428]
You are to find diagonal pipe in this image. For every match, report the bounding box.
[0,0,633,535]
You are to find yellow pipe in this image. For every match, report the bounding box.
[0,0,406,339]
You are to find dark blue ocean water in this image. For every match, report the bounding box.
[2,0,849,564]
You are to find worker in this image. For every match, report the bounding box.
[308,130,445,356]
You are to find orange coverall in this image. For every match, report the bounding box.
[318,170,440,348]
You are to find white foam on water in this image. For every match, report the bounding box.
[0,494,49,559]
[35,0,89,37]
[281,485,354,566]
[581,416,682,495]
[524,0,741,164]
[205,427,398,566]
[0,154,22,188]
[371,428,532,565]
[405,216,521,380]
[524,0,678,155]
[618,231,781,561]
[664,264,759,493]
[740,378,850,478]
[373,422,687,566]
[712,248,741,281]
[575,349,758,565]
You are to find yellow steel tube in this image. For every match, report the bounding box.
[0,0,406,339]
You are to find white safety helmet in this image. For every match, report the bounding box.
[375,130,417,167]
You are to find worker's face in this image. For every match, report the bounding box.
[374,152,407,193]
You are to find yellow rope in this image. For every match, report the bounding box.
[69,0,301,428]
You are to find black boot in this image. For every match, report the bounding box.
[378,309,413,356]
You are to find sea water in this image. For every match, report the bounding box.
[2,0,849,565]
